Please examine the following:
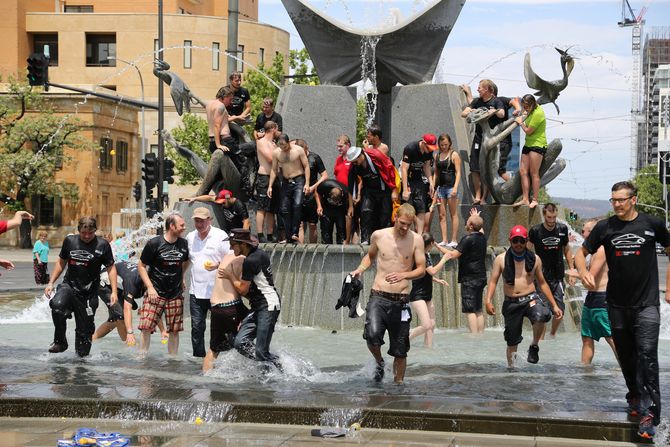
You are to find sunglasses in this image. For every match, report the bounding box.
[511,237,527,244]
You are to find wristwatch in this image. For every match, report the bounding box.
[127,329,134,334]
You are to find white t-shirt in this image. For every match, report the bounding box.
[186,226,229,299]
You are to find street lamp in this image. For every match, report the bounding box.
[108,56,146,221]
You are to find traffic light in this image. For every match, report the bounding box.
[132,181,141,202]
[163,158,175,184]
[27,53,49,87]
[141,153,158,191]
[145,197,159,219]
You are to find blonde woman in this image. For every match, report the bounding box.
[431,134,461,247]
[514,94,547,209]
[32,231,50,285]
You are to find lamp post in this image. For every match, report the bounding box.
[108,56,146,222]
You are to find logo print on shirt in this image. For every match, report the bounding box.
[541,237,561,247]
[70,250,94,262]
[611,233,645,248]
[162,250,185,261]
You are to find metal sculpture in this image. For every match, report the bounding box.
[153,60,207,116]
[524,48,575,115]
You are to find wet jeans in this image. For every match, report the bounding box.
[320,211,346,244]
[190,294,211,357]
[49,283,99,357]
[360,190,392,244]
[280,175,305,240]
[609,305,661,424]
[233,309,281,369]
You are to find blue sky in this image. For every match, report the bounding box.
[258,0,670,200]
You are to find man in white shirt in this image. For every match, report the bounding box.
[186,207,229,357]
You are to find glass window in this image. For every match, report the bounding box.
[259,48,264,66]
[184,40,192,69]
[31,195,62,227]
[33,34,58,66]
[64,5,93,12]
[212,42,220,71]
[86,34,116,66]
[116,140,128,173]
[99,137,113,170]
[237,45,245,72]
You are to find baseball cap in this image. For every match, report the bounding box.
[422,133,438,152]
[192,207,211,220]
[509,225,528,241]
[215,189,233,203]
[345,146,362,162]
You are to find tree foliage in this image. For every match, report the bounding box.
[164,113,210,185]
[633,165,664,219]
[288,49,320,86]
[244,53,285,123]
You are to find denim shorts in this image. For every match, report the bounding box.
[436,185,458,200]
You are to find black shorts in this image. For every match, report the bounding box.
[469,139,481,173]
[498,139,512,175]
[537,278,565,313]
[210,300,249,353]
[99,286,124,323]
[255,174,281,213]
[409,294,432,303]
[363,291,411,358]
[301,194,319,224]
[502,293,551,346]
[521,145,546,156]
[460,278,486,313]
[406,179,430,214]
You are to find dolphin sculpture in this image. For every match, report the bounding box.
[524,48,575,115]
[153,60,207,115]
[467,108,566,204]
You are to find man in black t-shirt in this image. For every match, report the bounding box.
[316,179,353,244]
[295,139,328,243]
[138,213,190,355]
[253,97,283,140]
[401,134,437,233]
[576,181,670,441]
[460,80,505,204]
[45,216,117,357]
[226,71,251,124]
[528,203,575,337]
[215,189,250,232]
[222,229,282,371]
[443,212,488,333]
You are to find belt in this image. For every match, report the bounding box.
[505,293,538,301]
[284,175,305,184]
[371,289,409,302]
[212,299,242,309]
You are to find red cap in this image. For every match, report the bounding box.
[509,225,528,240]
[215,189,233,203]
[422,133,438,152]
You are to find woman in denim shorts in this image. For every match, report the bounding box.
[431,134,462,248]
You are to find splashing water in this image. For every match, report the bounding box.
[110,212,168,262]
[0,294,51,324]
[360,36,381,129]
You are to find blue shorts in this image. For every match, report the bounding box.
[581,306,612,341]
[436,185,458,200]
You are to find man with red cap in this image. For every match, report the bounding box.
[401,134,437,233]
[187,189,249,232]
[484,224,563,367]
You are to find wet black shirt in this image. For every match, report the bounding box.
[410,253,433,299]
[307,152,327,187]
[254,111,283,132]
[498,96,517,146]
[317,179,349,214]
[468,96,505,139]
[528,223,569,281]
[402,141,432,183]
[583,213,670,308]
[140,236,189,299]
[221,199,249,231]
[455,232,487,282]
[60,235,115,296]
[227,87,250,117]
[348,157,386,193]
[115,261,145,299]
[242,247,281,311]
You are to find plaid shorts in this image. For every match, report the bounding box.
[138,294,184,333]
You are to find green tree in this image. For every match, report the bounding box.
[244,53,285,124]
[0,77,93,247]
[288,49,320,86]
[355,98,367,146]
[633,165,664,219]
[164,113,210,185]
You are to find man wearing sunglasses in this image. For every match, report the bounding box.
[575,181,670,441]
[485,225,563,367]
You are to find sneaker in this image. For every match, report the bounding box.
[437,241,448,247]
[373,361,385,382]
[627,397,641,419]
[637,411,656,440]
[48,342,68,353]
[447,241,458,248]
[527,345,539,364]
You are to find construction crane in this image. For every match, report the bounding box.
[619,0,647,174]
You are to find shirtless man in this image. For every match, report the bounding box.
[268,134,310,243]
[202,253,249,373]
[363,124,390,158]
[255,121,281,242]
[574,219,616,365]
[350,203,426,384]
[485,225,563,367]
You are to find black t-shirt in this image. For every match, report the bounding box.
[60,235,115,296]
[307,152,327,187]
[221,199,249,231]
[528,223,570,281]
[583,213,670,308]
[455,232,487,282]
[410,253,433,299]
[402,141,432,183]
[348,158,386,194]
[317,179,349,214]
[227,87,250,117]
[255,111,283,131]
[435,151,457,188]
[140,236,190,299]
[468,96,506,139]
[498,96,516,146]
[115,261,145,300]
[242,247,281,311]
